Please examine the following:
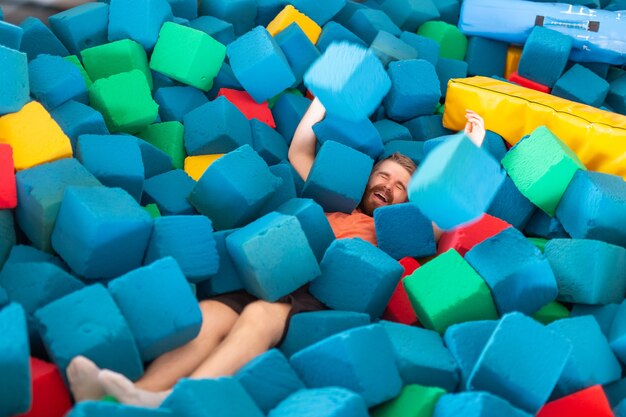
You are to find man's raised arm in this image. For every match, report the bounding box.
[288,97,326,181]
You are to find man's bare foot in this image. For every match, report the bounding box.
[66,356,105,402]
[98,369,170,408]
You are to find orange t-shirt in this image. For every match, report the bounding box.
[325,210,377,246]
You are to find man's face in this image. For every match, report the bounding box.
[360,159,412,216]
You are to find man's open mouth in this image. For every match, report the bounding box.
[374,192,388,203]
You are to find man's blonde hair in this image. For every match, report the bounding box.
[373,152,417,176]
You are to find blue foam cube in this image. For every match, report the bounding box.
[257,163,297,216]
[524,209,570,239]
[154,86,208,123]
[301,140,374,213]
[195,229,244,298]
[29,54,87,110]
[313,114,384,159]
[289,0,346,25]
[108,257,202,362]
[19,17,69,61]
[290,324,402,407]
[0,20,23,50]
[250,119,288,166]
[345,8,401,44]
[271,92,311,143]
[556,170,626,248]
[206,62,242,100]
[279,310,370,357]
[436,57,467,97]
[481,130,507,161]
[0,210,15,268]
[198,0,256,36]
[370,31,418,68]
[226,212,320,301]
[77,134,145,202]
[408,133,505,230]
[189,15,235,46]
[142,169,197,215]
[269,387,369,417]
[189,145,281,230]
[226,26,295,103]
[486,176,535,230]
[402,114,453,141]
[465,227,558,315]
[382,0,439,32]
[108,0,173,50]
[465,36,508,77]
[66,401,172,417]
[433,391,532,417]
[3,244,66,268]
[380,140,424,166]
[0,303,31,416]
[310,238,404,318]
[183,96,253,155]
[548,316,621,397]
[51,186,153,279]
[304,41,391,122]
[48,2,109,56]
[399,32,440,66]
[432,0,460,24]
[384,59,440,122]
[609,300,626,365]
[143,216,219,283]
[374,119,412,144]
[607,73,626,115]
[443,320,497,389]
[0,45,29,115]
[467,312,572,414]
[275,23,320,87]
[332,1,367,27]
[255,0,288,26]
[544,238,626,305]
[570,303,618,339]
[50,101,109,149]
[374,202,435,259]
[518,26,572,88]
[380,320,459,391]
[15,158,101,252]
[128,134,174,179]
[553,64,610,107]
[167,0,197,20]
[35,284,143,380]
[316,21,366,53]
[235,349,305,414]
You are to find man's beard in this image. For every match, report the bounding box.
[360,184,394,216]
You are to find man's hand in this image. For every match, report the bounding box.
[464,109,486,147]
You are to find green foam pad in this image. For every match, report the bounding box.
[371,384,446,417]
[417,21,467,60]
[138,121,186,169]
[404,249,498,334]
[527,237,548,252]
[88,69,159,134]
[64,55,92,88]
[531,301,570,325]
[144,203,161,218]
[150,22,226,92]
[81,39,153,89]
[502,126,586,216]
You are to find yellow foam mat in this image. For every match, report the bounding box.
[0,101,73,171]
[267,5,322,45]
[443,76,626,180]
[184,154,224,181]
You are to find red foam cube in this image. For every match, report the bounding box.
[537,385,614,417]
[508,71,551,94]
[437,214,511,257]
[217,88,276,128]
[382,257,420,325]
[0,143,17,209]
[17,358,72,417]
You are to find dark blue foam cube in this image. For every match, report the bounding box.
[251,118,288,166]
[226,212,320,301]
[50,101,109,149]
[524,209,569,239]
[154,86,208,123]
[486,175,536,231]
[289,0,346,25]
[332,1,367,27]
[290,324,402,407]
[381,320,459,391]
[436,57,467,97]
[108,257,202,362]
[432,0,460,24]
[255,0,287,26]
[206,62,242,100]
[310,238,403,318]
[380,140,424,166]
[126,135,173,179]
[195,229,245,298]
[270,387,369,417]
[556,170,626,248]
[0,303,31,416]
[235,349,305,414]
[0,210,15,269]
[399,31,439,66]
[465,36,508,77]
[313,114,384,159]
[384,59,440,122]
[198,0,256,36]
[346,8,401,44]
[301,140,373,213]
[29,54,87,109]
[0,45,28,115]
[226,26,295,103]
[518,26,572,88]
[271,92,311,143]
[544,238,626,305]
[257,164,297,215]
[15,158,101,252]
[316,21,366,53]
[553,64,610,107]
[607,74,626,115]
[189,16,235,46]
[167,0,197,20]
[481,130,507,161]
[19,17,69,61]
[433,391,532,417]
[77,134,145,202]
[402,114,453,141]
[382,0,439,32]
[279,310,370,357]
[466,227,557,315]
[108,0,173,51]
[374,202,435,259]
[144,215,219,283]
[48,2,109,56]
[51,186,153,279]
[467,312,572,414]
[189,145,281,230]
[142,169,196,215]
[184,96,252,155]
[374,119,412,144]
[275,23,320,86]
[370,31,418,68]
[608,300,626,365]
[35,284,143,380]
[4,244,66,268]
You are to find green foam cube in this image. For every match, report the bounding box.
[88,69,159,134]
[531,301,570,325]
[417,21,467,60]
[81,39,153,89]
[150,22,226,91]
[527,237,548,252]
[138,121,186,169]
[371,384,446,417]
[64,55,92,88]
[403,249,498,334]
[144,203,161,218]
[502,126,586,216]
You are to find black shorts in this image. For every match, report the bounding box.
[210,285,328,344]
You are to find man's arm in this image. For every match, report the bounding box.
[464,109,486,147]
[288,97,326,181]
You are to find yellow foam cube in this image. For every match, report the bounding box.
[0,101,73,171]
[267,5,322,45]
[443,76,626,180]
[505,45,522,79]
[184,154,224,181]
